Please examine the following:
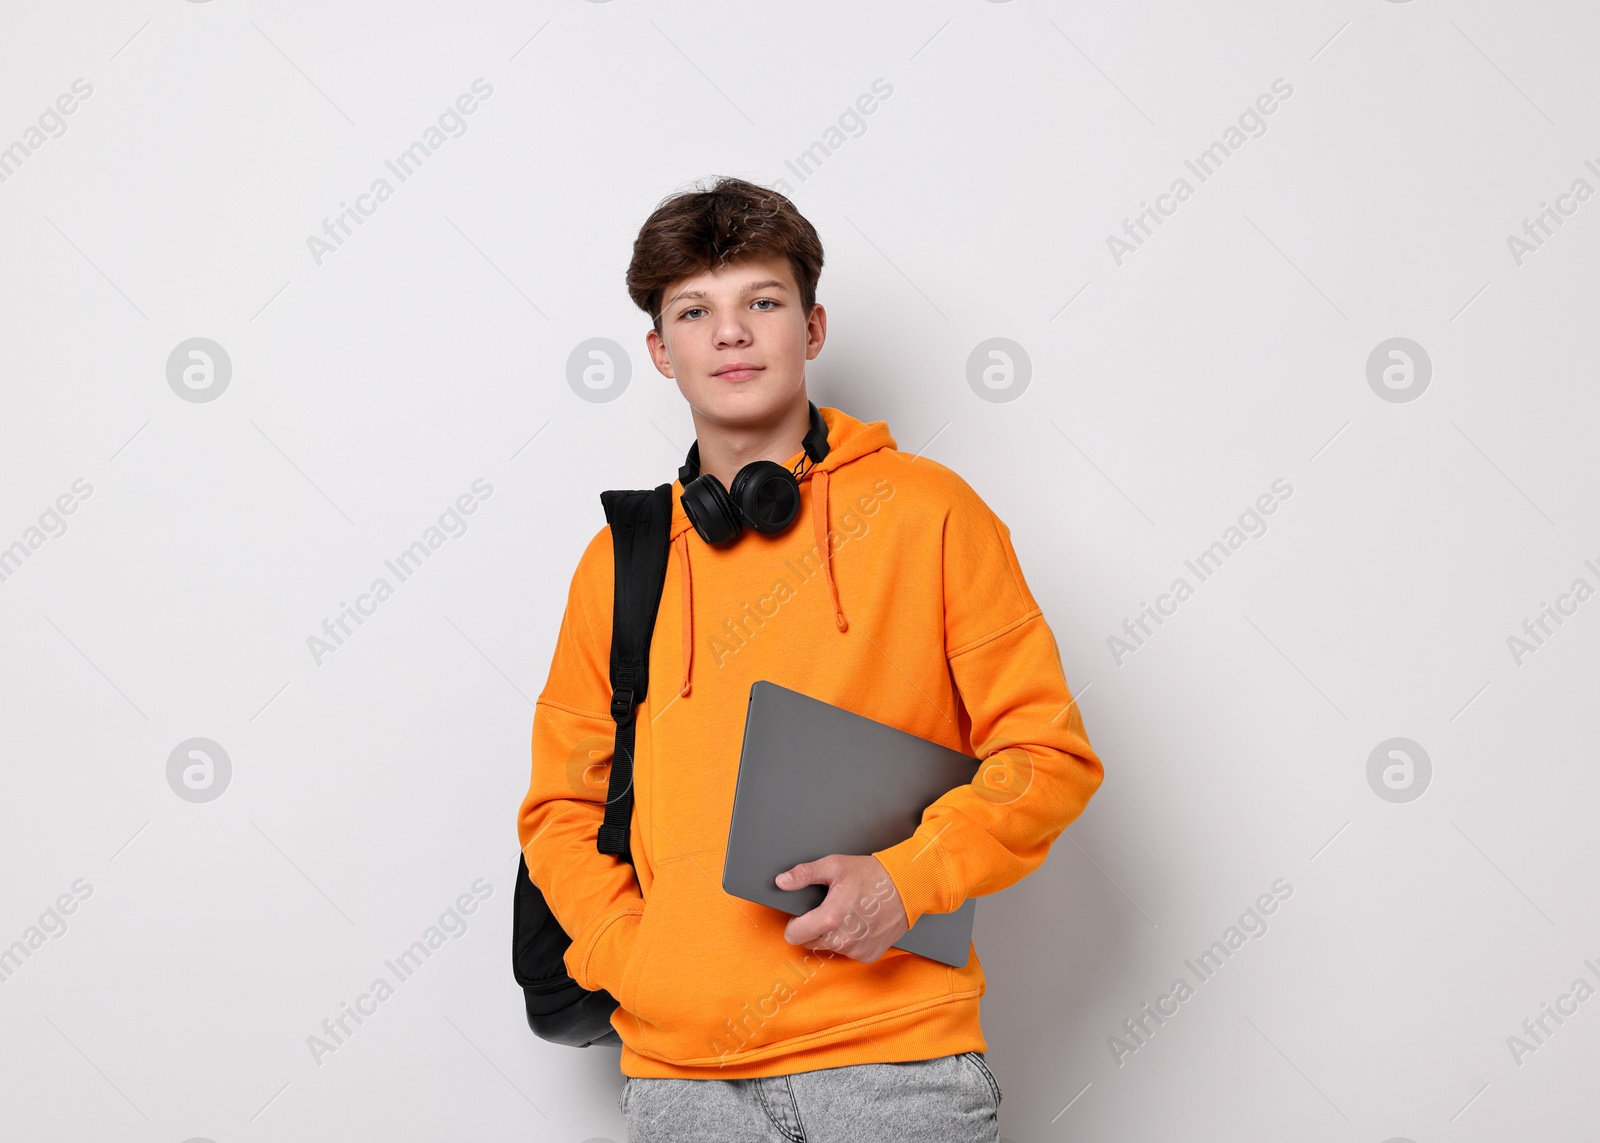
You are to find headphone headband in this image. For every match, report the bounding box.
[678,401,830,486]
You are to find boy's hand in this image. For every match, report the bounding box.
[776,854,909,963]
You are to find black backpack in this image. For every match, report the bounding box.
[512,483,674,1047]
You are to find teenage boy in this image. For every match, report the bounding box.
[518,177,1104,1142]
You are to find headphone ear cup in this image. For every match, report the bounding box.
[729,461,800,535]
[680,475,744,546]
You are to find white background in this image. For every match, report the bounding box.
[1,2,1596,1140]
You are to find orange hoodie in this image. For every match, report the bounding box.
[518,404,1104,1079]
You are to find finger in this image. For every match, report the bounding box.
[776,855,837,890]
[814,932,876,961]
[805,930,846,954]
[791,887,878,952]
[784,907,832,947]
[783,895,849,947]
[814,925,864,957]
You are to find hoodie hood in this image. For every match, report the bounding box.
[668,404,896,699]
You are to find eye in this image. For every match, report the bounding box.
[752,298,778,311]
[679,306,706,320]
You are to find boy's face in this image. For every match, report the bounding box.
[645,253,825,428]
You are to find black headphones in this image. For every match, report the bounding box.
[677,401,831,547]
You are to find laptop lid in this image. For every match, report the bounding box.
[722,680,978,968]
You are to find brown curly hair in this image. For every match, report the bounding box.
[626,176,824,335]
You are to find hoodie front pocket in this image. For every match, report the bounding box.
[623,854,806,1059]
[620,852,952,1064]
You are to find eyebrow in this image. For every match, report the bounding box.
[663,279,788,309]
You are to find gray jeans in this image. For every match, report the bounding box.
[619,1051,1002,1142]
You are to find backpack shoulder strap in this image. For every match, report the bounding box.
[595,483,674,863]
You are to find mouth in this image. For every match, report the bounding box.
[712,363,764,382]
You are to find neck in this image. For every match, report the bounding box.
[690,397,813,491]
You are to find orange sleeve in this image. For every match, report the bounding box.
[517,527,645,998]
[872,478,1105,929]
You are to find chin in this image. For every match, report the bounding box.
[696,378,791,420]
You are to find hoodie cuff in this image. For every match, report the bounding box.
[564,906,644,998]
[872,834,952,931]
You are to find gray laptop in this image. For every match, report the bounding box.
[722,680,978,968]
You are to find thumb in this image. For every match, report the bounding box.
[777,859,823,889]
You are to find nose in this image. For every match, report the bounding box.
[714,311,751,349]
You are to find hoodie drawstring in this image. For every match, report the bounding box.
[676,530,694,698]
[675,467,848,701]
[812,469,848,633]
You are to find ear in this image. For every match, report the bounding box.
[805,303,827,361]
[646,326,675,378]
